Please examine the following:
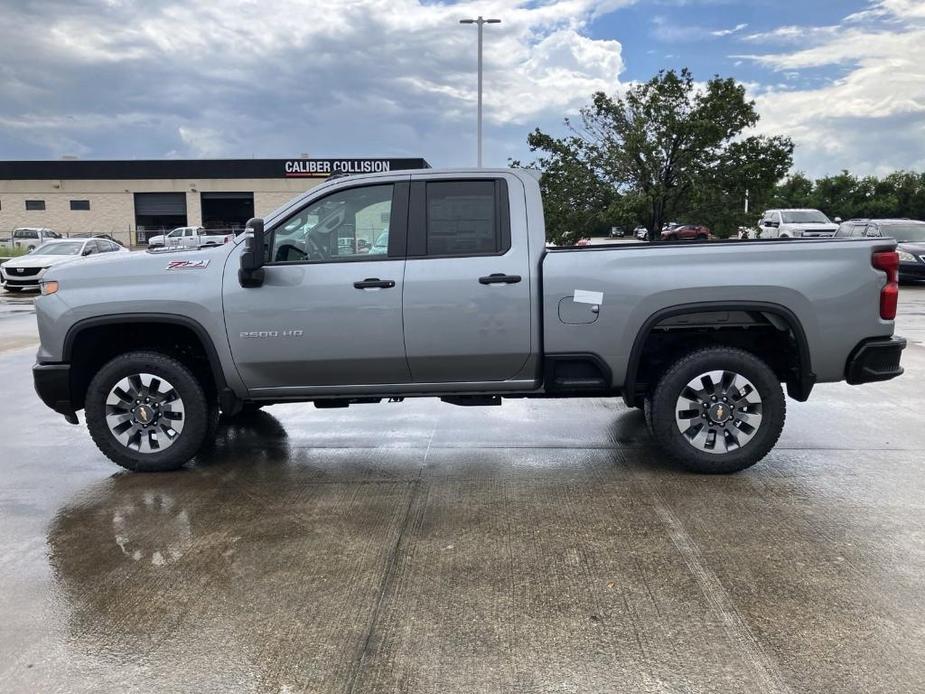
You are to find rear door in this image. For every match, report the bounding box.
[401,174,533,384]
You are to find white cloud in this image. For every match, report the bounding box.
[0,0,633,165]
[740,1,925,177]
[711,22,747,37]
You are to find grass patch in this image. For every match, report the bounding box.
[0,246,32,261]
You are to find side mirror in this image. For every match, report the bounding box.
[82,249,92,256]
[239,217,266,288]
[834,217,842,224]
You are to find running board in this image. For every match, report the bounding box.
[440,395,502,407]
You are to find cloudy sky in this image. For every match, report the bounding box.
[0,0,923,177]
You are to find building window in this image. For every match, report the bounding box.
[25,200,46,211]
[70,199,90,211]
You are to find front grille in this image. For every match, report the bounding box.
[5,266,42,277]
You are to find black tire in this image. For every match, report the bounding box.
[648,347,785,474]
[642,396,656,439]
[3,286,22,293]
[85,351,211,472]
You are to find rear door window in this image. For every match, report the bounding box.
[409,180,510,257]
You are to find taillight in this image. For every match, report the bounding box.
[872,250,899,320]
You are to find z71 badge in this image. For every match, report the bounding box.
[166,259,210,270]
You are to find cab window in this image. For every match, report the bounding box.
[270,184,394,264]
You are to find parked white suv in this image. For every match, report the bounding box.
[758,209,838,239]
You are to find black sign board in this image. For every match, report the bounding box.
[0,158,430,181]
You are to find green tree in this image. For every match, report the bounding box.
[771,173,814,209]
[689,135,794,236]
[522,69,793,241]
[512,130,615,245]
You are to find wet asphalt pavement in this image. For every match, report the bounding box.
[1,289,925,692]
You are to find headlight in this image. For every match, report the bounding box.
[897,250,916,262]
[40,280,59,296]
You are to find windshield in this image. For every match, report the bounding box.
[781,210,830,224]
[33,242,83,256]
[882,224,925,242]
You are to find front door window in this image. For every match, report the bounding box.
[270,185,393,264]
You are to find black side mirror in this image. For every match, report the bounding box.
[239,217,266,288]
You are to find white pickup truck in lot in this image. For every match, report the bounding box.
[147,226,233,249]
[32,168,906,475]
[0,227,62,251]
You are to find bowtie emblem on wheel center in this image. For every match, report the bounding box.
[708,403,730,423]
[135,405,155,425]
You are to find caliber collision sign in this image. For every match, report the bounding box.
[284,159,395,177]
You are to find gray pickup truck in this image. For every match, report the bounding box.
[32,168,906,474]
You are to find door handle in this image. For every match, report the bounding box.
[353,278,395,289]
[479,273,522,285]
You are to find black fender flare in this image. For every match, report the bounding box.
[622,301,815,407]
[63,313,233,407]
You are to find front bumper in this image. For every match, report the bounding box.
[33,363,78,423]
[845,336,906,385]
[2,277,41,289]
[1,268,43,288]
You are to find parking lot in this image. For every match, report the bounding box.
[1,289,924,692]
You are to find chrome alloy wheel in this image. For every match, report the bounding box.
[674,370,763,455]
[105,373,185,453]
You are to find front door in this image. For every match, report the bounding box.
[401,175,533,384]
[223,181,411,391]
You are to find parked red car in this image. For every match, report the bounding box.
[661,224,712,241]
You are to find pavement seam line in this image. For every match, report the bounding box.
[643,481,794,694]
[344,461,426,694]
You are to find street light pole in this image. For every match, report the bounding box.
[460,16,500,168]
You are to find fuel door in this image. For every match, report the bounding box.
[558,296,600,325]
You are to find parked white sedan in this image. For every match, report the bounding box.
[1,238,128,292]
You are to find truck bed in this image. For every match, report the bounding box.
[542,237,897,386]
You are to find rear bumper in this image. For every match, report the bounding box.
[33,363,78,423]
[845,336,906,385]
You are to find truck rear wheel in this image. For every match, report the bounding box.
[648,347,785,474]
[85,351,210,472]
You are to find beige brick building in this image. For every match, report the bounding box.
[0,158,428,246]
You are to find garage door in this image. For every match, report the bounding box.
[134,192,187,216]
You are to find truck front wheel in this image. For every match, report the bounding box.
[85,351,211,472]
[648,347,785,474]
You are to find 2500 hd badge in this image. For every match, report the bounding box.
[239,330,304,338]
